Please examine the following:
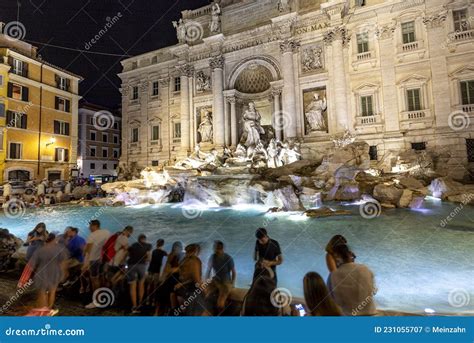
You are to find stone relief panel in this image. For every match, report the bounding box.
[196,70,212,93]
[303,87,328,135]
[196,106,214,144]
[301,43,325,73]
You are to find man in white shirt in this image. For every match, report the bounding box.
[108,226,134,285]
[83,219,110,309]
[328,244,377,316]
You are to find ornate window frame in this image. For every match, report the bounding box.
[394,10,427,60]
[397,74,433,130]
[148,115,163,150]
[449,65,474,114]
[352,82,384,132]
[351,24,377,70]
[445,1,474,45]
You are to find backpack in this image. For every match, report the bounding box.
[101,233,120,263]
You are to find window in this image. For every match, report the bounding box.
[90,147,96,157]
[6,111,27,129]
[360,96,374,116]
[48,172,62,181]
[103,163,108,170]
[11,59,27,77]
[0,75,3,87]
[113,122,119,130]
[102,148,108,158]
[407,89,421,111]
[9,142,22,159]
[55,148,69,162]
[54,120,70,136]
[113,134,119,144]
[56,75,70,91]
[411,142,426,151]
[8,170,30,181]
[401,21,416,44]
[113,149,119,159]
[90,131,96,141]
[460,80,474,105]
[55,97,71,112]
[90,163,96,170]
[0,103,4,118]
[132,86,139,100]
[151,56,158,64]
[8,83,28,101]
[152,160,159,167]
[453,9,469,32]
[174,77,181,92]
[102,133,108,143]
[369,145,378,161]
[174,122,181,139]
[0,130,3,150]
[356,33,369,53]
[152,125,160,141]
[467,139,474,163]
[355,0,365,6]
[152,81,159,96]
[113,164,118,169]
[131,128,139,143]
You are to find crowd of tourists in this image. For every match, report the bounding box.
[14,220,377,316]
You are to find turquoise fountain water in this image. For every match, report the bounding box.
[1,198,473,315]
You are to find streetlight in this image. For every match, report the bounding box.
[46,137,56,147]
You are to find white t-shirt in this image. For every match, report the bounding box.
[86,229,111,262]
[329,262,377,316]
[111,234,129,266]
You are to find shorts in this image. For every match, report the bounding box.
[126,264,147,283]
[89,260,103,278]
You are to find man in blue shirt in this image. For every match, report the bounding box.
[66,227,86,263]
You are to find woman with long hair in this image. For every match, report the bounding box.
[325,235,350,272]
[26,223,48,261]
[303,272,342,316]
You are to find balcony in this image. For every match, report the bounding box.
[354,114,384,133]
[449,29,474,42]
[400,109,433,130]
[397,40,426,61]
[352,51,376,70]
[401,41,419,52]
[356,51,372,61]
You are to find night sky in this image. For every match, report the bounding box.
[2,0,210,107]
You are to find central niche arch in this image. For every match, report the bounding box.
[228,55,281,92]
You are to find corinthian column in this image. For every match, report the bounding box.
[227,97,237,147]
[324,26,349,133]
[280,39,300,139]
[210,55,225,147]
[178,64,194,156]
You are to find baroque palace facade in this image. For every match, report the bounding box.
[119,0,474,176]
[0,26,81,182]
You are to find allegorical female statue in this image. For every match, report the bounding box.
[198,111,213,143]
[305,93,327,132]
[209,2,222,34]
[242,102,265,147]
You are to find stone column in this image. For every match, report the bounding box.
[272,88,283,141]
[178,64,193,157]
[210,55,225,147]
[324,26,349,133]
[224,99,230,147]
[280,39,300,139]
[227,97,237,147]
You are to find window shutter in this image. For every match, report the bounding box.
[65,122,70,136]
[22,87,29,102]
[65,99,71,113]
[0,103,5,117]
[55,97,59,110]
[6,111,13,124]
[21,114,27,129]
[55,75,60,88]
[64,149,69,162]
[23,63,28,77]
[7,56,13,67]
[55,148,59,162]
[66,79,71,91]
[54,120,60,134]
[7,83,13,98]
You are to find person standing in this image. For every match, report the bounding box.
[29,233,69,314]
[83,220,110,309]
[108,226,134,283]
[328,244,377,316]
[147,239,167,303]
[205,241,236,315]
[254,228,283,285]
[127,234,152,314]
